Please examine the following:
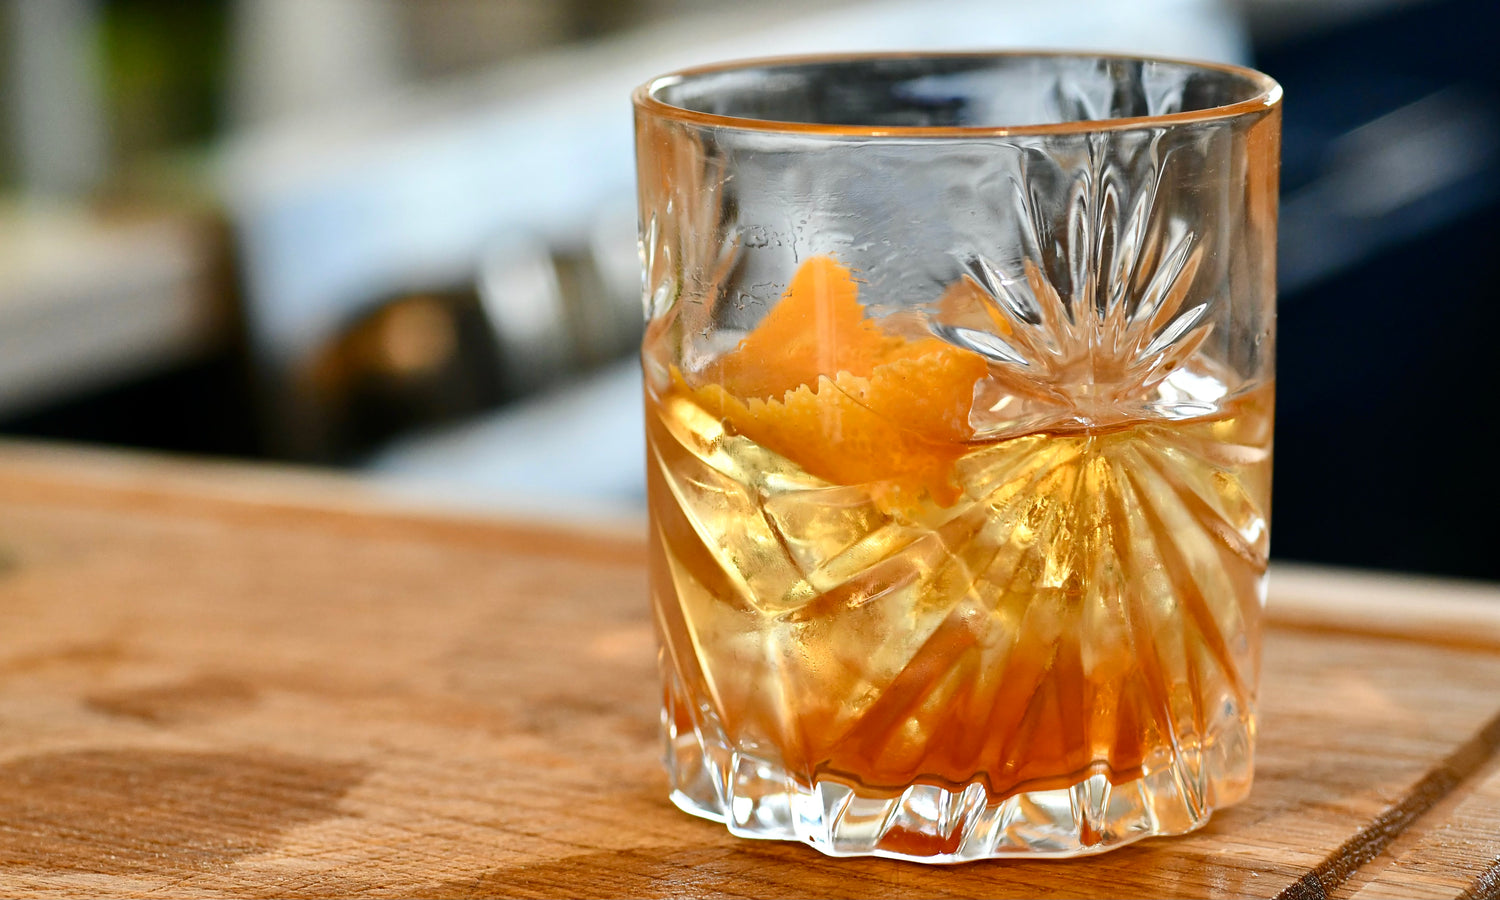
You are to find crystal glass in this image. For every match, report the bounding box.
[634,52,1280,861]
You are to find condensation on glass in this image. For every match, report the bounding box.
[635,52,1281,862]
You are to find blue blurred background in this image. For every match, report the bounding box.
[0,0,1494,578]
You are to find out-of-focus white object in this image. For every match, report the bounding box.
[218,0,1248,513]
[0,204,228,416]
[227,0,404,128]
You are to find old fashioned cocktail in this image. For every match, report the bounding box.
[636,53,1281,860]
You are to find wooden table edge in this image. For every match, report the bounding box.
[2,438,1496,628]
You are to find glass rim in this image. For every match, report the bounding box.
[633,50,1282,138]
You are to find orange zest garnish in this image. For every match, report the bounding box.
[703,255,896,400]
[682,256,990,510]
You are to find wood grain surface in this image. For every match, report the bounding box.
[0,442,1497,899]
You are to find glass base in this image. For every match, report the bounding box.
[663,699,1254,862]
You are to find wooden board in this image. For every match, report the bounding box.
[0,442,1497,899]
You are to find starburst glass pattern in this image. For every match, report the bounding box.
[927,129,1251,440]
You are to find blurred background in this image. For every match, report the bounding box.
[0,0,1494,577]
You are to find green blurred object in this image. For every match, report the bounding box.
[100,0,230,170]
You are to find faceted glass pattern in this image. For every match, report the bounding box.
[635,53,1281,861]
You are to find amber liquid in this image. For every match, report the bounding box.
[648,376,1272,803]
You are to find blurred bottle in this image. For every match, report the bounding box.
[1,0,108,195]
[302,217,642,462]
